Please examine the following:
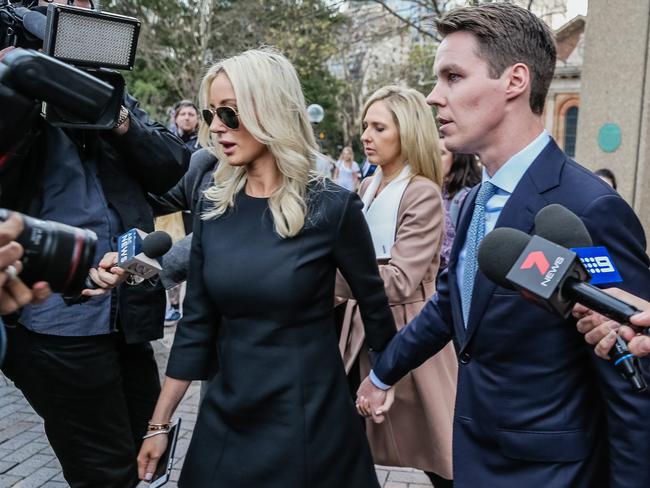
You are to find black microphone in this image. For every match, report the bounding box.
[84,230,172,289]
[534,204,648,331]
[534,203,592,248]
[478,228,647,392]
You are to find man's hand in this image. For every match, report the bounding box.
[81,252,128,296]
[573,287,650,358]
[356,375,395,424]
[0,214,51,314]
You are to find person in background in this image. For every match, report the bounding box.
[137,47,396,487]
[439,141,481,271]
[336,85,456,488]
[172,100,201,154]
[360,157,378,180]
[333,145,361,191]
[315,152,334,178]
[595,168,617,190]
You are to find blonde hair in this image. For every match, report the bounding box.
[199,47,320,238]
[361,85,443,187]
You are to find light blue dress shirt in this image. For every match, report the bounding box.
[370,130,551,391]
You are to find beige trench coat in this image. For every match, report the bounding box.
[336,175,457,478]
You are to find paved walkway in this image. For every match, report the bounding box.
[0,325,434,488]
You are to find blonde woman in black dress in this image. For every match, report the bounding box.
[137,47,396,487]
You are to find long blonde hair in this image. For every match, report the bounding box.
[361,85,443,186]
[199,47,320,238]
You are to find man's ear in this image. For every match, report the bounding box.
[504,63,530,102]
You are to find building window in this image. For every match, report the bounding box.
[564,106,579,157]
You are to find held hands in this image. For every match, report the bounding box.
[137,434,168,482]
[81,252,128,297]
[573,287,650,358]
[356,376,394,424]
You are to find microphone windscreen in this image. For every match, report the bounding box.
[478,227,531,289]
[22,10,47,41]
[142,231,172,259]
[534,204,592,248]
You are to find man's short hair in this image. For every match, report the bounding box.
[174,100,198,116]
[436,3,556,115]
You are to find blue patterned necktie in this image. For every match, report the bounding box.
[461,181,497,327]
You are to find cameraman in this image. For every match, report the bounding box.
[0,213,50,315]
[0,1,190,487]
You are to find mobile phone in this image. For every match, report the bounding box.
[149,418,182,488]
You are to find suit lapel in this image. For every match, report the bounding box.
[458,140,566,349]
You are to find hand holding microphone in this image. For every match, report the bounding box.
[82,229,172,296]
[574,289,650,358]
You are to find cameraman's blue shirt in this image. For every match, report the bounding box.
[20,127,121,336]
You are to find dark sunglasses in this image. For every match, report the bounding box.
[201,106,240,130]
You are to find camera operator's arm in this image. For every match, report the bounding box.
[148,148,218,217]
[0,214,50,314]
[108,93,189,195]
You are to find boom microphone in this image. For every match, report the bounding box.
[478,228,647,392]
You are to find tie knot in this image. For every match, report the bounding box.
[475,181,497,207]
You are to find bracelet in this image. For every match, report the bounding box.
[143,430,170,440]
[147,421,172,431]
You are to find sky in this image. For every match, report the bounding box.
[554,0,589,28]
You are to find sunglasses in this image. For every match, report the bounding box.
[201,106,240,130]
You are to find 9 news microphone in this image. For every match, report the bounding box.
[84,229,172,289]
[533,204,647,331]
[477,226,647,392]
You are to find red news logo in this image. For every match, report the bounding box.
[520,251,550,275]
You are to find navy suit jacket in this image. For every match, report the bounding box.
[373,140,650,487]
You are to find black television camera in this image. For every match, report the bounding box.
[0,208,97,295]
[0,0,141,150]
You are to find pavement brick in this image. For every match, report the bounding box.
[6,455,53,477]
[387,469,432,484]
[9,467,58,488]
[0,462,17,475]
[3,442,51,464]
[0,475,22,488]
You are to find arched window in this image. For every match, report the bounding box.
[564,106,579,157]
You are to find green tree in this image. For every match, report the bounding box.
[106,0,346,137]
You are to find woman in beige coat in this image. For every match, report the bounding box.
[336,86,457,487]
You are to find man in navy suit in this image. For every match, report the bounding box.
[357,4,650,487]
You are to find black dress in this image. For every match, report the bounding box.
[166,181,396,488]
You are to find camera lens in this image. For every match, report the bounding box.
[0,209,97,295]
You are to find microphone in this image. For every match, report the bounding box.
[84,229,172,289]
[534,204,623,285]
[478,227,647,392]
[533,204,643,326]
[117,229,172,279]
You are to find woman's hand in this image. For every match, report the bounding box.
[137,434,169,482]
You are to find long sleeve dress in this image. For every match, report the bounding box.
[166,180,396,487]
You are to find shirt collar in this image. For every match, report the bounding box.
[482,130,551,194]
